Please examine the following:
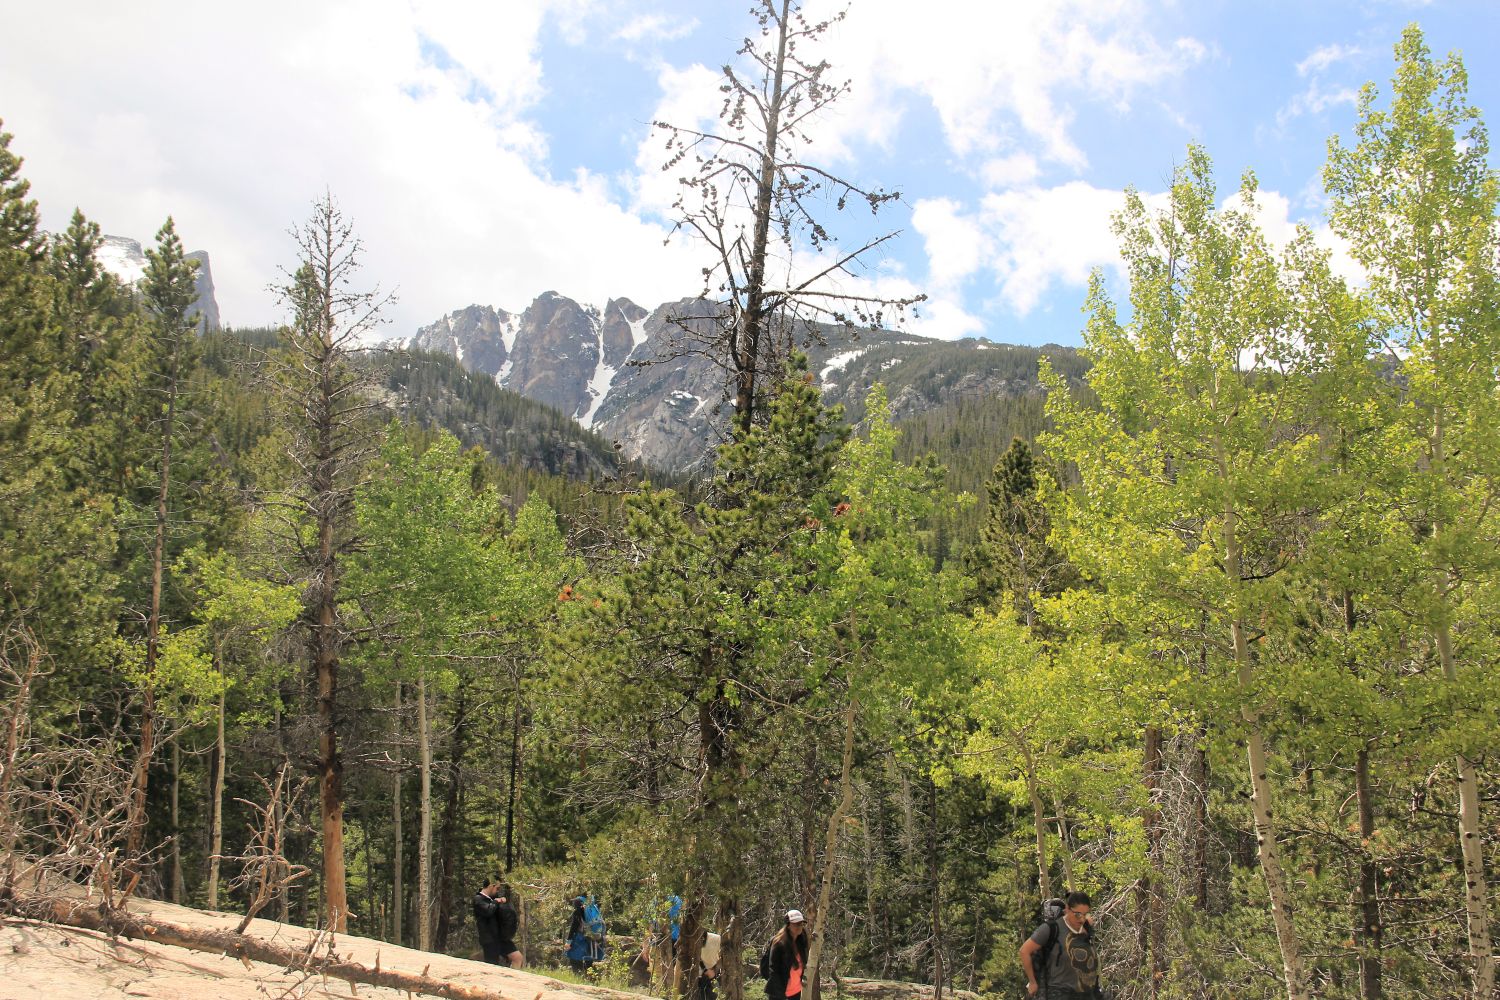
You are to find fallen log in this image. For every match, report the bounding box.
[24,895,517,1000]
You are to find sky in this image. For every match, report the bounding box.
[3,0,1497,347]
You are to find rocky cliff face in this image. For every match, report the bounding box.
[408,292,1079,474]
[96,234,221,330]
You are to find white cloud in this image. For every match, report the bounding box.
[795,0,1206,174]
[1278,41,1363,126]
[1297,43,1363,77]
[0,0,702,335]
[1277,80,1360,126]
[911,181,1360,326]
[614,14,700,43]
[980,154,1042,189]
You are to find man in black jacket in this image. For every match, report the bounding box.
[473,878,506,965]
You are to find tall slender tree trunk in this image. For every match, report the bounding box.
[207,662,226,909]
[1052,795,1075,892]
[1191,737,1210,911]
[1437,623,1495,997]
[732,0,791,434]
[434,689,466,952]
[1223,505,1308,1000]
[1020,742,1053,900]
[926,779,944,1000]
[316,577,346,930]
[1430,404,1494,997]
[170,741,184,904]
[1340,591,1383,1000]
[392,682,404,946]
[505,675,522,872]
[417,669,432,951]
[127,343,180,867]
[1141,725,1166,995]
[806,698,858,1000]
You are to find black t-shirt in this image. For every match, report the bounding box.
[1029,918,1097,993]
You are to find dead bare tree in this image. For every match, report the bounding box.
[653,0,921,436]
[261,192,392,932]
[225,764,313,933]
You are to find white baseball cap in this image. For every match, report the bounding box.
[786,909,805,924]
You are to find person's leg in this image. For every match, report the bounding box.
[481,941,502,965]
[507,949,524,968]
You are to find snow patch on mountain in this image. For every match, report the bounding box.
[580,362,617,428]
[97,236,147,285]
[629,315,650,350]
[820,349,866,383]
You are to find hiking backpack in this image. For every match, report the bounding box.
[1032,898,1067,987]
[585,898,607,940]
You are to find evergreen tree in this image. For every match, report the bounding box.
[967,437,1077,623]
[126,217,202,864]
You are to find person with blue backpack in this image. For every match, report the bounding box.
[1018,891,1100,999]
[566,893,607,974]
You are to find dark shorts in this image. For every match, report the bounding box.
[481,940,503,964]
[499,940,519,957]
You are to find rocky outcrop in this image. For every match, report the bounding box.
[412,304,515,375]
[96,234,221,330]
[407,292,1082,474]
[504,292,601,419]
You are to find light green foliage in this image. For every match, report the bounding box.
[355,427,567,680]
[177,545,301,726]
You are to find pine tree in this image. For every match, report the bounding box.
[967,437,1077,623]
[125,217,202,868]
[264,193,391,932]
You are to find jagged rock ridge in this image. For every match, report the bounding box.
[408,293,1082,474]
[97,234,221,330]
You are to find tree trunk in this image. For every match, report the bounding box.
[316,591,346,931]
[1141,725,1166,995]
[418,669,432,951]
[732,0,792,434]
[806,698,858,1000]
[207,668,226,910]
[169,740,184,904]
[1191,737,1210,911]
[435,689,467,952]
[1020,742,1053,900]
[1224,506,1307,1000]
[127,339,180,867]
[1338,591,1382,1000]
[1437,622,1495,997]
[721,899,744,1000]
[1052,795,1075,892]
[505,676,522,872]
[392,682,404,946]
[926,779,944,1000]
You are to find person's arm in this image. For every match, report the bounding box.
[474,893,500,919]
[1019,939,1040,996]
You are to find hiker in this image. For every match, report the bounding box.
[1019,890,1099,999]
[566,894,607,973]
[697,930,723,1000]
[472,877,507,966]
[496,882,523,968]
[640,893,683,988]
[763,909,810,1000]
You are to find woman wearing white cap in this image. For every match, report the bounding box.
[764,910,810,1000]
